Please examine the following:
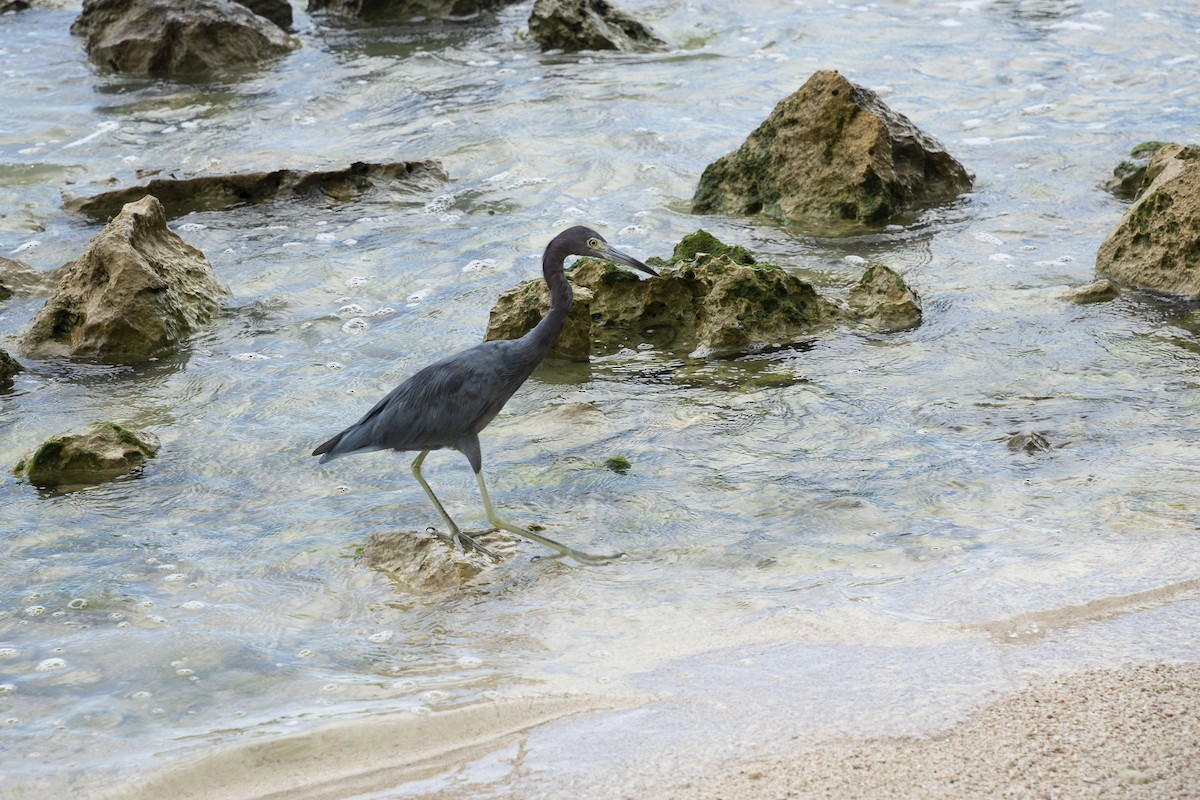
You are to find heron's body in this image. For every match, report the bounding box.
[313,226,655,562]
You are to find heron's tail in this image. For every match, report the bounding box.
[312,432,344,462]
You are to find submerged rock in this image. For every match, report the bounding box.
[14,422,160,486]
[65,160,448,221]
[1063,278,1120,304]
[307,0,519,20]
[486,230,842,359]
[529,0,667,53]
[693,70,973,230]
[1096,145,1200,298]
[1104,141,1172,200]
[846,263,922,332]
[1007,431,1052,455]
[71,0,299,79]
[1,257,67,301]
[0,348,21,392]
[22,195,231,361]
[361,529,521,593]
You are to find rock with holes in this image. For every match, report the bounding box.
[693,70,973,231]
[847,263,922,332]
[1096,144,1200,297]
[14,422,160,487]
[21,195,231,361]
[529,0,667,53]
[72,0,299,79]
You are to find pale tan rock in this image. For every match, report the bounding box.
[1096,144,1200,297]
[361,529,521,593]
[847,263,922,332]
[21,195,231,361]
[485,283,595,362]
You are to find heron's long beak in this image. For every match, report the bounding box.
[596,243,658,277]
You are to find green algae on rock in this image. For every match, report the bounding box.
[14,422,160,487]
[485,230,843,360]
[692,70,973,231]
[1096,144,1200,298]
[529,0,668,53]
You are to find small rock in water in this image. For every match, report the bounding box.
[1007,431,1052,455]
[14,422,161,488]
[361,529,521,593]
[1063,278,1119,304]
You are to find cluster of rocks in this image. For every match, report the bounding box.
[485,229,922,361]
[57,0,667,80]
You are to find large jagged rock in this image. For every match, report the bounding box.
[486,230,842,360]
[71,0,299,79]
[361,529,520,593]
[1096,145,1200,297]
[22,195,231,361]
[307,0,519,20]
[693,70,973,230]
[529,0,667,53]
[64,161,449,221]
[14,422,160,487]
[0,348,21,392]
[846,263,922,332]
[1,257,66,302]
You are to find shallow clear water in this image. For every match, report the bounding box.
[3,0,1200,795]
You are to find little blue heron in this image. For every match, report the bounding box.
[313,226,657,563]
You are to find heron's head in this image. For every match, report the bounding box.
[560,225,658,277]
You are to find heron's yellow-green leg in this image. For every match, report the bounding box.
[411,451,500,561]
[475,471,622,564]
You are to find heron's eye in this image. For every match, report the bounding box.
[587,238,601,250]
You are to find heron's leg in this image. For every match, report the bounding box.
[475,471,622,565]
[410,451,500,561]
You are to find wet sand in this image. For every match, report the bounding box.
[680,661,1200,800]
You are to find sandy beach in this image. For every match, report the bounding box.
[680,661,1200,800]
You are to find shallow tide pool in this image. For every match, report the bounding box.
[3,1,1200,796]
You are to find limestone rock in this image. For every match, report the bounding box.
[486,231,839,360]
[847,263,922,332]
[1096,145,1200,298]
[64,161,448,221]
[361,529,520,593]
[529,0,667,53]
[486,283,595,361]
[0,348,21,392]
[307,0,519,20]
[1063,278,1119,304]
[71,0,299,79]
[1104,142,1172,200]
[1,257,66,301]
[21,195,231,361]
[693,70,973,230]
[14,422,160,487]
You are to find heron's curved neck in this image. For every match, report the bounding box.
[524,249,573,354]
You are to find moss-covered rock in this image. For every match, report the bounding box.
[692,70,973,231]
[1104,141,1174,200]
[21,195,231,361]
[529,0,667,53]
[14,422,160,486]
[846,263,922,332]
[1096,144,1200,297]
[0,348,22,392]
[486,231,842,360]
[485,281,595,361]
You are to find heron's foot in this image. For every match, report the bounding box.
[484,524,624,565]
[424,526,503,562]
